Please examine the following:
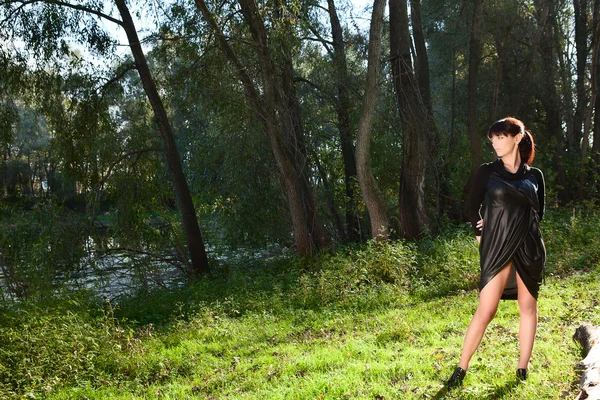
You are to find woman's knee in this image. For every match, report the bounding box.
[475,305,498,325]
[518,298,537,317]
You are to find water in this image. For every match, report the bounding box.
[0,238,286,301]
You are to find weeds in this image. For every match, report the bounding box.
[0,208,598,399]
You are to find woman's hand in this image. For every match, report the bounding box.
[476,219,484,230]
[476,219,483,244]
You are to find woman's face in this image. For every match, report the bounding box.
[489,133,520,158]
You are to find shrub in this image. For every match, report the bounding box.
[408,225,479,298]
[0,201,90,300]
[542,206,600,275]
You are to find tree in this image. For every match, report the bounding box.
[466,0,483,177]
[1,0,210,276]
[355,0,388,240]
[195,0,330,255]
[114,0,209,276]
[592,0,600,173]
[326,0,362,241]
[389,0,431,238]
[537,0,569,204]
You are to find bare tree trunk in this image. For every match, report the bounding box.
[114,0,209,277]
[537,0,569,204]
[556,25,575,150]
[491,36,503,122]
[578,7,600,198]
[389,0,431,239]
[571,0,590,152]
[461,0,485,222]
[410,0,432,116]
[466,0,483,175]
[327,0,361,242]
[356,0,388,240]
[581,16,600,161]
[491,3,522,120]
[411,0,443,222]
[593,0,600,171]
[573,324,600,400]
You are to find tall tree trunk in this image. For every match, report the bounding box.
[491,36,503,122]
[411,0,443,221]
[114,0,209,277]
[327,0,361,242]
[389,0,431,239]
[593,0,600,171]
[572,0,589,151]
[514,0,550,114]
[491,4,522,120]
[537,0,569,204]
[466,0,483,176]
[356,0,388,240]
[578,4,600,198]
[196,0,329,255]
[410,0,432,116]
[278,2,331,250]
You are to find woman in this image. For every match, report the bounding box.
[446,117,546,389]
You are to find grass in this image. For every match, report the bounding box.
[1,208,600,399]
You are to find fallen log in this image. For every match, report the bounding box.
[574,324,600,400]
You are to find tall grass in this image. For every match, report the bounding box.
[0,208,599,399]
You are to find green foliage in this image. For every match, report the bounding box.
[412,225,480,298]
[0,210,599,398]
[0,200,90,299]
[542,206,600,275]
[0,298,142,398]
[292,240,416,308]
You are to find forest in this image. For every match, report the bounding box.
[1,0,600,398]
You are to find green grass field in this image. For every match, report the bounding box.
[1,209,599,399]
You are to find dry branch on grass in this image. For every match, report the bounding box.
[574,324,600,399]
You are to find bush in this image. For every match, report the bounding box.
[411,226,480,298]
[542,206,600,275]
[0,299,140,398]
[291,240,417,308]
[0,200,90,300]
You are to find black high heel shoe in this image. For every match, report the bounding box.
[446,366,466,389]
[516,368,528,380]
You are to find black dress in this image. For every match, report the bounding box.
[465,159,546,300]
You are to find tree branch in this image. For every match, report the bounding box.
[304,23,334,58]
[99,147,165,189]
[100,62,137,93]
[194,0,265,118]
[0,0,123,26]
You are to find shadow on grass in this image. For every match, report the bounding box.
[428,378,520,399]
[486,378,520,399]
[111,260,303,326]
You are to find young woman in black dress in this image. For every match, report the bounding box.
[446,117,546,388]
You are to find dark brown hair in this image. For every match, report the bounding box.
[487,117,535,165]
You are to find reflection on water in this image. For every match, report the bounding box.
[0,234,285,301]
[66,235,187,299]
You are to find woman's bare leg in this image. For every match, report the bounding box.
[516,273,537,369]
[457,263,512,370]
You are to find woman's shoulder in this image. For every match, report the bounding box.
[473,161,497,177]
[528,166,544,178]
[477,161,497,172]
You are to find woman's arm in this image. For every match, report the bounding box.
[465,164,491,235]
